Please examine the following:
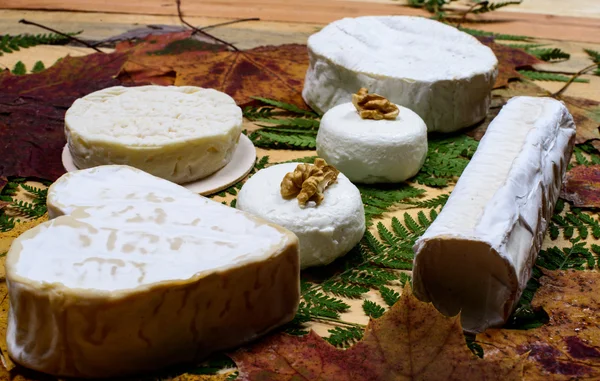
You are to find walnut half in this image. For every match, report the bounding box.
[280,158,340,207]
[352,88,399,120]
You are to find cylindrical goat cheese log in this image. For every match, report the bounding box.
[65,86,243,184]
[412,96,576,333]
[6,165,299,378]
[302,16,498,132]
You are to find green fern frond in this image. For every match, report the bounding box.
[399,273,411,286]
[358,184,425,224]
[10,200,46,218]
[256,118,319,129]
[326,326,364,348]
[0,213,17,232]
[499,43,547,50]
[584,48,600,64]
[379,285,400,307]
[303,290,350,313]
[250,97,319,118]
[528,48,570,61]
[518,70,589,83]
[279,156,318,165]
[0,32,81,56]
[472,1,522,14]
[537,240,594,270]
[31,60,45,73]
[11,61,26,75]
[457,27,531,41]
[551,209,600,240]
[249,130,316,149]
[21,183,48,200]
[406,194,449,208]
[322,282,369,298]
[362,300,385,319]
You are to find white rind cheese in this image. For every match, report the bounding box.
[412,97,576,333]
[236,163,365,269]
[6,165,299,378]
[65,86,243,184]
[316,102,427,183]
[302,16,498,132]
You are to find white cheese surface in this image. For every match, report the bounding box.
[412,96,576,333]
[6,165,300,377]
[302,16,498,132]
[236,163,366,268]
[317,102,427,183]
[65,86,243,184]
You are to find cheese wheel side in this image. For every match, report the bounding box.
[412,96,576,333]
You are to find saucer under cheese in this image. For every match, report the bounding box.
[6,165,299,378]
[317,101,428,184]
[65,86,243,184]
[302,16,498,132]
[236,162,365,269]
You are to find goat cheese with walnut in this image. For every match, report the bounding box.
[302,16,498,132]
[65,85,243,184]
[6,165,299,378]
[237,162,365,269]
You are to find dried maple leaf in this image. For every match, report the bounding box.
[481,270,600,380]
[477,37,542,89]
[560,165,600,207]
[231,284,524,381]
[0,52,128,180]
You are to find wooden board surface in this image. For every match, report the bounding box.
[2,0,600,43]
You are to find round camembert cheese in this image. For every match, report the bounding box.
[65,86,243,184]
[236,163,365,269]
[317,102,428,183]
[302,16,499,132]
[6,165,300,378]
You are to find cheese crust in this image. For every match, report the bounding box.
[5,165,299,377]
[302,16,498,132]
[412,97,576,333]
[317,102,428,183]
[65,86,243,184]
[236,163,366,269]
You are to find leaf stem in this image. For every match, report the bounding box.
[457,1,487,28]
[18,19,103,53]
[551,63,598,97]
[175,0,240,51]
[311,315,366,328]
[199,18,260,31]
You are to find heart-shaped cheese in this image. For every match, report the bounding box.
[5,165,300,378]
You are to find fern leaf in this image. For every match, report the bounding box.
[249,130,316,149]
[326,326,364,348]
[322,282,369,298]
[363,300,386,319]
[0,213,17,232]
[303,290,350,313]
[251,97,319,118]
[391,216,411,239]
[376,223,402,248]
[472,1,522,14]
[12,61,26,75]
[584,48,600,64]
[518,70,589,83]
[528,48,570,61]
[21,183,48,200]
[499,43,547,50]
[403,213,421,234]
[371,255,413,270]
[554,198,565,214]
[458,27,531,41]
[0,32,81,56]
[406,194,449,208]
[379,285,400,307]
[256,118,319,129]
[399,273,412,287]
[31,60,45,73]
[417,210,431,229]
[10,200,46,218]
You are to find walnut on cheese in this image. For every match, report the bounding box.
[280,158,340,207]
[5,165,300,378]
[351,88,399,120]
[238,163,365,269]
[412,96,576,334]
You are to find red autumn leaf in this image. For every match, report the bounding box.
[481,270,600,380]
[230,284,524,381]
[477,37,542,89]
[0,177,7,210]
[0,52,128,181]
[560,165,600,207]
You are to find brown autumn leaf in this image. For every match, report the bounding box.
[230,284,524,381]
[560,165,600,207]
[480,270,600,380]
[0,52,128,180]
[477,37,542,89]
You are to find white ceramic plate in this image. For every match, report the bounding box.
[61,134,257,195]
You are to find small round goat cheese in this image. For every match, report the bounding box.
[302,16,498,132]
[237,163,366,269]
[65,85,243,184]
[316,102,428,184]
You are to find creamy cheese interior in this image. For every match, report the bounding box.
[11,166,290,291]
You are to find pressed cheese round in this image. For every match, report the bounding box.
[317,102,428,183]
[236,163,366,269]
[65,85,243,184]
[302,16,498,132]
